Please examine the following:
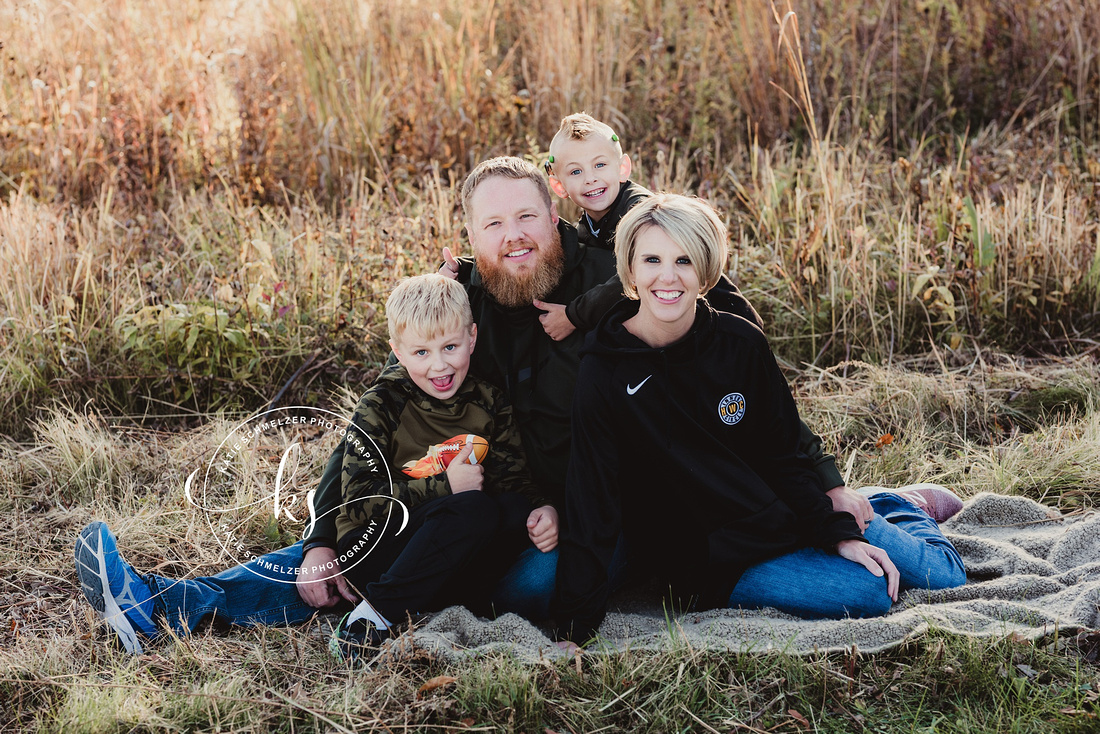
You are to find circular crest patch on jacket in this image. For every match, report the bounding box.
[718,392,746,425]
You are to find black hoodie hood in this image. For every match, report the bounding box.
[577,179,652,251]
[582,295,719,363]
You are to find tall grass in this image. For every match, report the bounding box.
[1,0,1098,432]
[3,0,1098,201]
[2,132,1097,434]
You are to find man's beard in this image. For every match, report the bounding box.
[476,229,565,309]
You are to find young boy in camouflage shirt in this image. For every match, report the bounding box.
[329,273,556,653]
[74,274,557,656]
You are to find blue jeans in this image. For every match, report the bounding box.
[490,546,559,620]
[147,542,316,634]
[147,539,561,635]
[727,493,966,618]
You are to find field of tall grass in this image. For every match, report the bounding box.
[2,0,1100,730]
[2,0,1098,433]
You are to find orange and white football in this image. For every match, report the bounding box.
[403,433,490,478]
[436,434,489,468]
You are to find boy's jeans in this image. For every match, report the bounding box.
[728,492,966,617]
[147,539,559,635]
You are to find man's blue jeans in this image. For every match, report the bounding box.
[727,492,966,618]
[147,541,559,635]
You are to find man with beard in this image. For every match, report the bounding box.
[70,158,616,656]
[453,156,616,502]
[296,157,616,619]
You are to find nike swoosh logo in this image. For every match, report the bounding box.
[626,375,652,395]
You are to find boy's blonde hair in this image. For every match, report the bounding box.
[547,113,623,166]
[461,156,552,221]
[615,193,726,298]
[386,274,474,343]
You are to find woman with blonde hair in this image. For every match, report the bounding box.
[553,193,966,644]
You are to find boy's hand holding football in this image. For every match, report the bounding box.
[445,440,484,493]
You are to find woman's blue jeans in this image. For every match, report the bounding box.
[727,492,966,618]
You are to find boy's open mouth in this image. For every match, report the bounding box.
[584,187,607,199]
[430,375,454,391]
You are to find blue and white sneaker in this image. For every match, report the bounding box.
[74,521,158,654]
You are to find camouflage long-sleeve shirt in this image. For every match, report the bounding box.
[333,362,547,545]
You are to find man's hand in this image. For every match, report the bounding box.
[526,504,559,551]
[827,485,875,531]
[446,441,484,493]
[533,299,576,341]
[439,246,460,280]
[837,539,899,602]
[296,546,358,608]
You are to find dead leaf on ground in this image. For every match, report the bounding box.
[788,708,810,728]
[1060,708,1097,718]
[417,675,457,698]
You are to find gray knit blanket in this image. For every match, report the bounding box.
[392,493,1100,661]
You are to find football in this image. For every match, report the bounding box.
[437,433,489,467]
[403,433,490,478]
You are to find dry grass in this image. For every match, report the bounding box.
[793,352,1100,508]
[2,0,1098,432]
[1,127,1096,434]
[2,359,1099,731]
[3,0,1098,200]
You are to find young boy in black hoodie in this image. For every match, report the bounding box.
[540,113,762,339]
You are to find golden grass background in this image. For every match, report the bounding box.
[2,0,1098,436]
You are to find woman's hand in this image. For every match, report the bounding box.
[837,539,899,602]
[297,546,358,608]
[826,485,875,531]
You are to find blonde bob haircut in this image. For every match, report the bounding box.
[385,274,474,343]
[615,193,727,299]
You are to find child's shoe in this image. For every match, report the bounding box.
[329,601,392,661]
[857,483,964,523]
[74,521,158,653]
